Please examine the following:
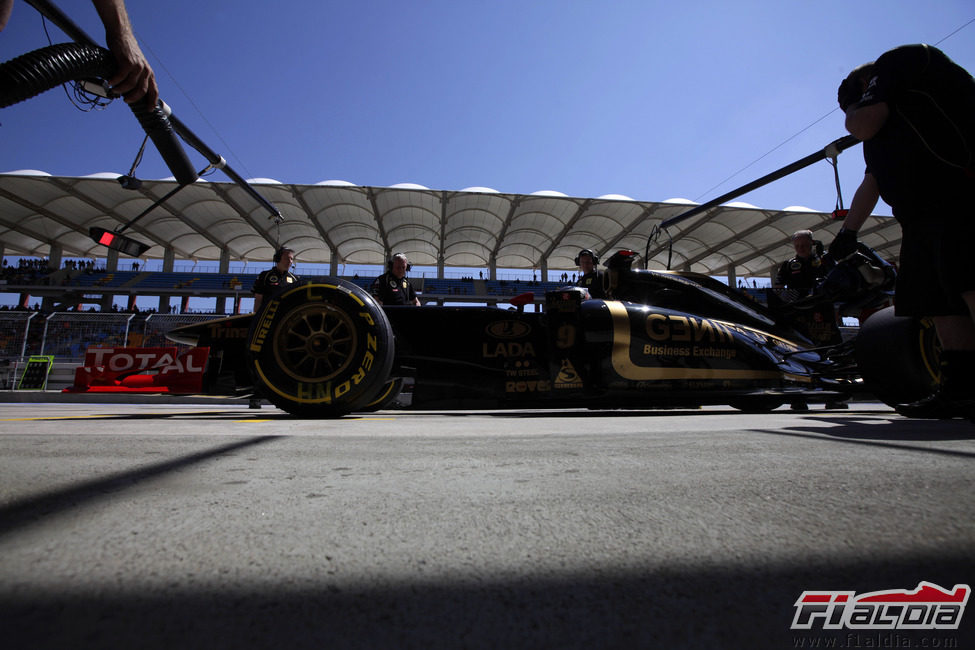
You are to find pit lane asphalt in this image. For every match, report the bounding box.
[1,401,972,649]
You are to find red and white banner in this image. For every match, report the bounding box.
[67,346,209,393]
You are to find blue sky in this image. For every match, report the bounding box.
[2,1,974,220]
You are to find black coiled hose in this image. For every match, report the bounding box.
[0,43,198,186]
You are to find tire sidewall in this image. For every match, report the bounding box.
[855,306,940,406]
[247,280,393,415]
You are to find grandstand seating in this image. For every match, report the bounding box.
[342,277,376,291]
[485,280,561,296]
[67,271,261,293]
[9,268,584,303]
[422,278,476,296]
[68,270,142,289]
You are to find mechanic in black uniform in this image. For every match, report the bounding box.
[370,253,420,306]
[252,246,298,312]
[575,248,606,298]
[832,44,975,419]
[773,230,834,296]
[774,230,844,409]
[248,246,298,408]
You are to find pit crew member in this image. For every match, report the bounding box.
[832,44,975,419]
[371,253,420,306]
[252,247,298,312]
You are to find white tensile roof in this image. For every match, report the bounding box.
[0,171,901,276]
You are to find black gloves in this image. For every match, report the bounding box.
[829,228,858,259]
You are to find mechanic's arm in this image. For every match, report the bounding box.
[771,263,786,289]
[253,293,263,312]
[0,0,12,31]
[845,102,889,141]
[843,172,880,232]
[92,0,158,106]
[829,173,880,258]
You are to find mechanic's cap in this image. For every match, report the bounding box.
[838,62,875,111]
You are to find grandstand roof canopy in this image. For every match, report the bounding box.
[0,171,902,277]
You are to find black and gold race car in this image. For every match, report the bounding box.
[166,247,938,417]
[3,14,938,417]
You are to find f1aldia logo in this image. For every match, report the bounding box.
[791,582,969,630]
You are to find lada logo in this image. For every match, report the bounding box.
[483,342,536,358]
[485,320,531,339]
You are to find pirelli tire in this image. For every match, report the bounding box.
[247,281,394,417]
[854,306,940,408]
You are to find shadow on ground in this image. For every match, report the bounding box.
[3,553,971,649]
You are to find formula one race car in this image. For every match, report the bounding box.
[166,246,939,417]
[8,3,941,418]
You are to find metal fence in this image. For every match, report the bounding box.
[0,311,39,358]
[39,313,136,360]
[0,312,222,364]
[139,314,215,348]
[0,312,222,390]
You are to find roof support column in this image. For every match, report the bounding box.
[540,259,548,282]
[158,247,175,313]
[726,264,737,288]
[329,245,338,276]
[439,192,447,279]
[101,248,119,312]
[41,244,63,311]
[48,243,63,271]
[215,248,231,314]
[489,255,497,281]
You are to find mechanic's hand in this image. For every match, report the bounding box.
[829,228,858,259]
[105,31,158,106]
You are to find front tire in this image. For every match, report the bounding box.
[855,306,940,407]
[247,281,394,417]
